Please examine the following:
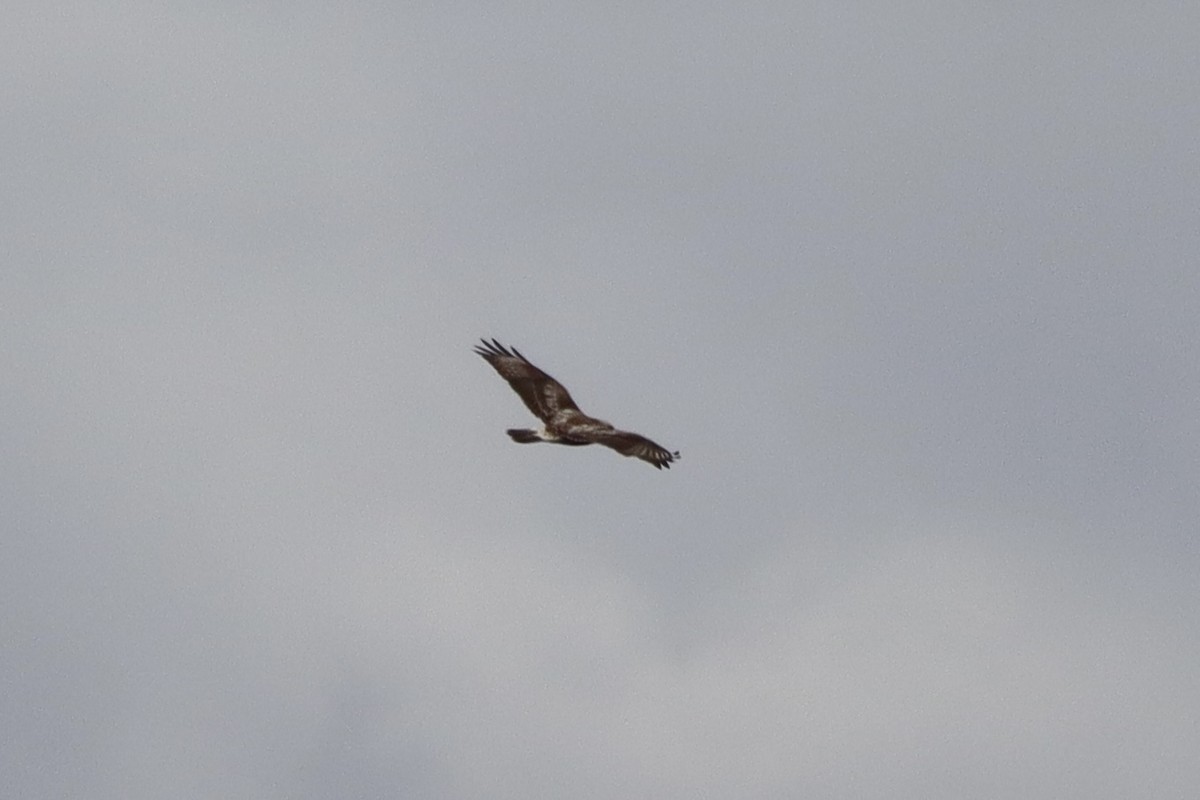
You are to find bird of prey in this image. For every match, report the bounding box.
[474,338,681,470]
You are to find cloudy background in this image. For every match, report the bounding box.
[4,3,1199,798]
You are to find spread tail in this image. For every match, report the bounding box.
[506,428,541,444]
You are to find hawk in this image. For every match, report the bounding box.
[474,338,681,470]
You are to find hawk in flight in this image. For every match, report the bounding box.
[474,338,681,470]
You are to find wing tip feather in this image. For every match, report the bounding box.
[474,337,528,364]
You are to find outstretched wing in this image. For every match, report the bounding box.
[474,338,580,422]
[586,429,681,470]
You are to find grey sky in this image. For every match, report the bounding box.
[3,3,1198,798]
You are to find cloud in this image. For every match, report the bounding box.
[3,2,1197,798]
[35,509,1190,799]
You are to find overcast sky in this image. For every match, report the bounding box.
[3,3,1199,798]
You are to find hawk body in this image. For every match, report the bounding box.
[474,338,680,470]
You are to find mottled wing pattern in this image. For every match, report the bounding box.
[473,338,580,422]
[586,429,681,470]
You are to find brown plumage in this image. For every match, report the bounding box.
[474,338,681,470]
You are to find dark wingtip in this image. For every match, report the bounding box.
[474,338,528,362]
[475,338,512,359]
